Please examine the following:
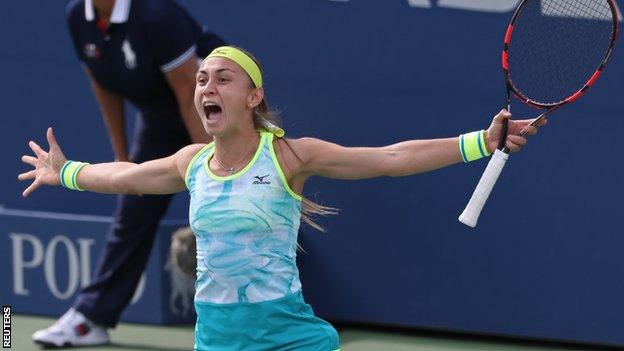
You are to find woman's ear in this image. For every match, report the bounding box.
[247,87,264,109]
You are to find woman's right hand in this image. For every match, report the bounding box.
[18,127,68,197]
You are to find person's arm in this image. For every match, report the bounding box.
[295,136,462,180]
[141,1,215,144]
[85,68,129,161]
[164,57,211,143]
[291,110,546,180]
[18,128,203,197]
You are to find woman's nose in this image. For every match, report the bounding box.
[202,80,216,95]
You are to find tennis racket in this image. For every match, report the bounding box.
[459,0,619,228]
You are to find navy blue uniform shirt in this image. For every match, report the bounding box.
[66,0,224,116]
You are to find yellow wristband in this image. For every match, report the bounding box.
[60,161,89,191]
[459,130,490,163]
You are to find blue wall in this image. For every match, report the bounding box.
[2,0,624,346]
[0,209,195,324]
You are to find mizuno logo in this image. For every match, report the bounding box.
[252,175,271,185]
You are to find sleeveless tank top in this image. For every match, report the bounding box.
[185,131,303,304]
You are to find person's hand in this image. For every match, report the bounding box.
[18,127,68,197]
[484,109,548,153]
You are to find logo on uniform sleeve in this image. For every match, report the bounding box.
[252,174,271,185]
[83,43,100,59]
[121,39,137,70]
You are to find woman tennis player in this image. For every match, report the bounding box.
[19,46,545,351]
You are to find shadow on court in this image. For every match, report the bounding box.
[337,324,622,351]
[12,314,621,351]
[37,345,188,351]
[105,343,189,351]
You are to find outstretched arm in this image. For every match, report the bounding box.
[19,128,202,197]
[292,110,546,180]
[297,136,461,179]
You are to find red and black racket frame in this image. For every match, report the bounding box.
[497,0,620,150]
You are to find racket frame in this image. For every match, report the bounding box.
[503,0,620,111]
[459,0,620,227]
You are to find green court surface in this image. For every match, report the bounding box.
[9,314,605,351]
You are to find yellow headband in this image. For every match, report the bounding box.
[206,46,263,88]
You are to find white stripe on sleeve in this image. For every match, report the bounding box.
[161,45,197,72]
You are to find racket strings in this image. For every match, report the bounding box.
[507,0,615,106]
[542,0,612,21]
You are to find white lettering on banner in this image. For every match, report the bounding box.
[436,0,518,12]
[77,239,95,287]
[9,233,44,296]
[8,233,145,303]
[338,0,520,12]
[44,236,79,300]
[407,0,432,8]
[336,0,623,21]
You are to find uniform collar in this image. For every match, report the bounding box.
[85,0,131,23]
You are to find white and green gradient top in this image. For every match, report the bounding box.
[185,131,303,304]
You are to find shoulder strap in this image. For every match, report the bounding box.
[266,133,302,201]
[185,143,213,189]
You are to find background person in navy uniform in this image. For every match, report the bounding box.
[32,0,225,347]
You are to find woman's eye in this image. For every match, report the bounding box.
[197,77,206,85]
[218,78,229,83]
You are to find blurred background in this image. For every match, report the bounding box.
[2,0,623,350]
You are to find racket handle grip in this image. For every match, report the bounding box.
[458,149,509,228]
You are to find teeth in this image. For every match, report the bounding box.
[203,102,221,120]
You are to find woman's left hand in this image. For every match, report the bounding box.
[484,109,548,154]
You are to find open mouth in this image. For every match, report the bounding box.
[203,102,223,122]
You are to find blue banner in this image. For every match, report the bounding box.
[0,207,195,324]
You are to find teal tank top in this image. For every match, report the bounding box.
[185,131,303,304]
[185,131,340,351]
